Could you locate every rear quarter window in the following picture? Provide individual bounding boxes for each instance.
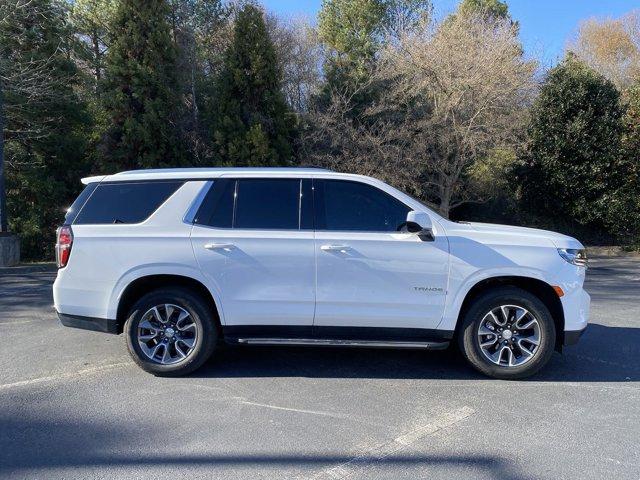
[73,181,183,225]
[64,183,98,225]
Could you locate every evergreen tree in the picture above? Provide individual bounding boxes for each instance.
[458,0,511,21]
[316,0,431,119]
[521,55,625,230]
[102,0,184,171]
[623,83,640,163]
[607,83,640,244]
[318,0,385,93]
[0,0,91,258]
[212,4,295,166]
[70,0,118,87]
[450,0,519,35]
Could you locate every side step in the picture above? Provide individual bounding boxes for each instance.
[233,338,450,350]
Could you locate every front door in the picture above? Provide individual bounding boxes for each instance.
[313,179,450,338]
[191,178,315,335]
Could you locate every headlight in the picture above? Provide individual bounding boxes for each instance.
[557,248,587,267]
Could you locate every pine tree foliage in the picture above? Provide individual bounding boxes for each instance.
[101,0,185,171]
[212,3,296,166]
[318,0,385,82]
[0,0,91,258]
[458,0,510,20]
[70,0,118,86]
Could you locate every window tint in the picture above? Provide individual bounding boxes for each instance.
[74,181,183,225]
[195,179,235,228]
[64,183,98,224]
[235,179,301,230]
[315,180,410,232]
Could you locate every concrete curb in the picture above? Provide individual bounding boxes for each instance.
[586,246,640,258]
[0,234,20,267]
[0,263,57,275]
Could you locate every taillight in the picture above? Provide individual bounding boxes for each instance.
[56,225,73,268]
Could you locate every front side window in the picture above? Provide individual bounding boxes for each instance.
[74,181,183,225]
[315,180,410,232]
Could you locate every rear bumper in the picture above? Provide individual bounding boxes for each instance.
[57,311,119,334]
[563,326,587,346]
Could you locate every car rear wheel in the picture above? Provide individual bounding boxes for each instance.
[458,287,556,380]
[124,287,217,376]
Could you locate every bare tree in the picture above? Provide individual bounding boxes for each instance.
[168,0,233,164]
[568,10,640,90]
[267,14,323,113]
[304,12,536,217]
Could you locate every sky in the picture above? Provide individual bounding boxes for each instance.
[260,0,639,66]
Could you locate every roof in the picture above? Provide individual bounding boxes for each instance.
[81,167,333,184]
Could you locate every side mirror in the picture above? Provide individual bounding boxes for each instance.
[405,211,434,241]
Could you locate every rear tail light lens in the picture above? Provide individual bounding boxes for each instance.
[56,225,73,268]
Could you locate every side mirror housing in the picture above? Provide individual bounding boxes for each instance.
[405,211,434,241]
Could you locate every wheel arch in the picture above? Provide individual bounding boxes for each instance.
[454,276,565,349]
[115,274,222,335]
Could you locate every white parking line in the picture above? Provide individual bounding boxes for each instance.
[240,400,351,419]
[307,406,475,479]
[0,361,130,391]
[0,319,42,326]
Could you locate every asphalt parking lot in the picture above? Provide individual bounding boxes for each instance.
[1,255,639,480]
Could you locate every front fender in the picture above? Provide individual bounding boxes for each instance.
[437,266,552,332]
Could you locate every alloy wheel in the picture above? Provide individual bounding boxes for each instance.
[137,304,198,365]
[476,304,541,367]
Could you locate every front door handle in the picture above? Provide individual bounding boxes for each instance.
[204,242,234,250]
[320,244,351,252]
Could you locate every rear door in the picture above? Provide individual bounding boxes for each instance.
[191,178,315,335]
[313,179,449,336]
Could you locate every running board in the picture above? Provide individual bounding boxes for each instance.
[232,338,450,350]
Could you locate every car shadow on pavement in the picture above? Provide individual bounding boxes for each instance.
[0,410,527,480]
[191,324,639,383]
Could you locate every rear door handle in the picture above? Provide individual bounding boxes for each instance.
[320,244,350,252]
[204,242,234,250]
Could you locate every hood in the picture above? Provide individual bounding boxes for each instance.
[460,222,584,249]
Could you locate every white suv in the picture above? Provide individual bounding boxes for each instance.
[53,168,590,379]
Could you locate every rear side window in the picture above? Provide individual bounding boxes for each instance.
[207,180,236,228]
[235,179,300,229]
[315,180,410,232]
[64,183,98,224]
[73,181,183,225]
[195,178,308,230]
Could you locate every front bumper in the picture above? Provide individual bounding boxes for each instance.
[560,287,590,331]
[57,311,119,334]
[563,326,587,345]
[555,284,590,347]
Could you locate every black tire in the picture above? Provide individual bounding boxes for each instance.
[124,287,218,376]
[458,286,556,380]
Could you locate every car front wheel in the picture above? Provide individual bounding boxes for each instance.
[458,286,556,380]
